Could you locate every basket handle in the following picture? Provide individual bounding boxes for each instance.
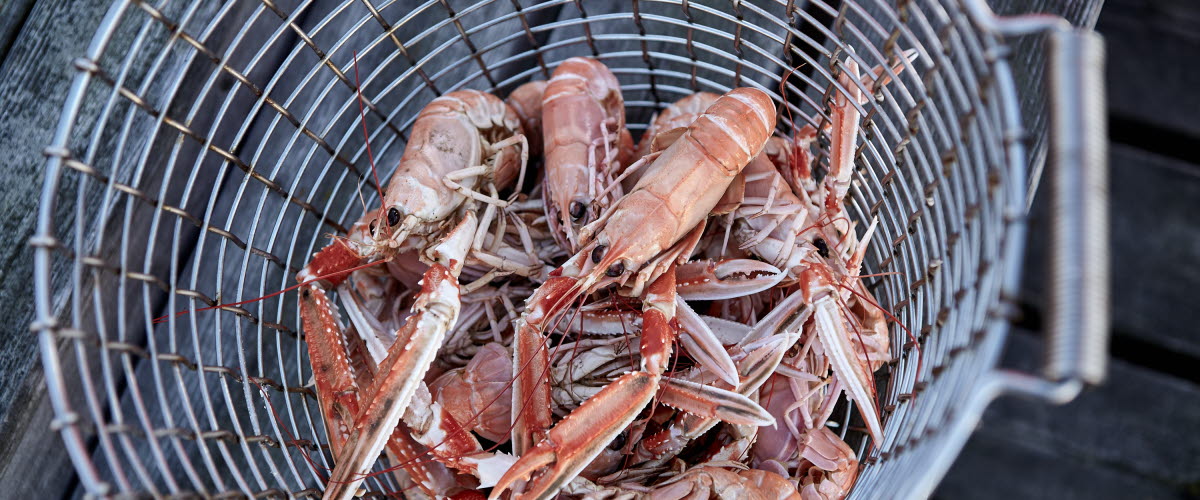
[962,2,1109,401]
[1041,29,1108,389]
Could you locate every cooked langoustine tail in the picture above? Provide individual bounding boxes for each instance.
[506,80,548,159]
[428,342,515,444]
[797,427,860,500]
[626,91,721,190]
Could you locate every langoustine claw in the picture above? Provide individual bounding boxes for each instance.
[798,428,860,500]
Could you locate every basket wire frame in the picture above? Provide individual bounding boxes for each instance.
[32,0,1031,497]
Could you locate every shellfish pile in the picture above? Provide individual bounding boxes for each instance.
[289,53,918,499]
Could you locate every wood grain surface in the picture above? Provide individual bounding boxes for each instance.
[991,331,1200,489]
[938,328,1200,499]
[0,1,125,497]
[1103,0,1200,138]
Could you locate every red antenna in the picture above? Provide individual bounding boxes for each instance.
[353,50,390,228]
[152,258,387,324]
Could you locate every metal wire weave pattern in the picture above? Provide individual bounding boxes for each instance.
[33,0,1030,497]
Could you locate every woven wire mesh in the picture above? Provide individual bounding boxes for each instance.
[33,0,1030,497]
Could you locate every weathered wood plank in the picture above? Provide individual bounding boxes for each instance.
[0,0,131,497]
[939,328,1200,498]
[1021,143,1200,359]
[0,367,79,499]
[937,430,1185,499]
[0,0,35,62]
[1099,0,1200,138]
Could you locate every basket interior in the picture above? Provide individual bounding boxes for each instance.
[36,0,1026,497]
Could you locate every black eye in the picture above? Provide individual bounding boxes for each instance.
[369,219,377,235]
[387,207,402,226]
[591,245,607,264]
[605,261,625,277]
[611,430,627,450]
[302,288,311,299]
[814,238,830,259]
[569,201,586,221]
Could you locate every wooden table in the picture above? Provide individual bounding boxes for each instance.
[3,0,1197,498]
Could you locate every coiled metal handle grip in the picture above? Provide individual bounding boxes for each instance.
[1045,29,1108,385]
[962,0,1110,399]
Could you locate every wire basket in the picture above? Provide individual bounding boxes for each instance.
[32,0,1108,497]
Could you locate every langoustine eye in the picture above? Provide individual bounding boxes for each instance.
[591,245,607,264]
[813,237,830,259]
[569,201,587,221]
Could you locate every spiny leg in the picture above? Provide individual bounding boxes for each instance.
[509,276,569,455]
[323,215,478,500]
[300,283,460,498]
[298,283,361,457]
[800,264,884,444]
